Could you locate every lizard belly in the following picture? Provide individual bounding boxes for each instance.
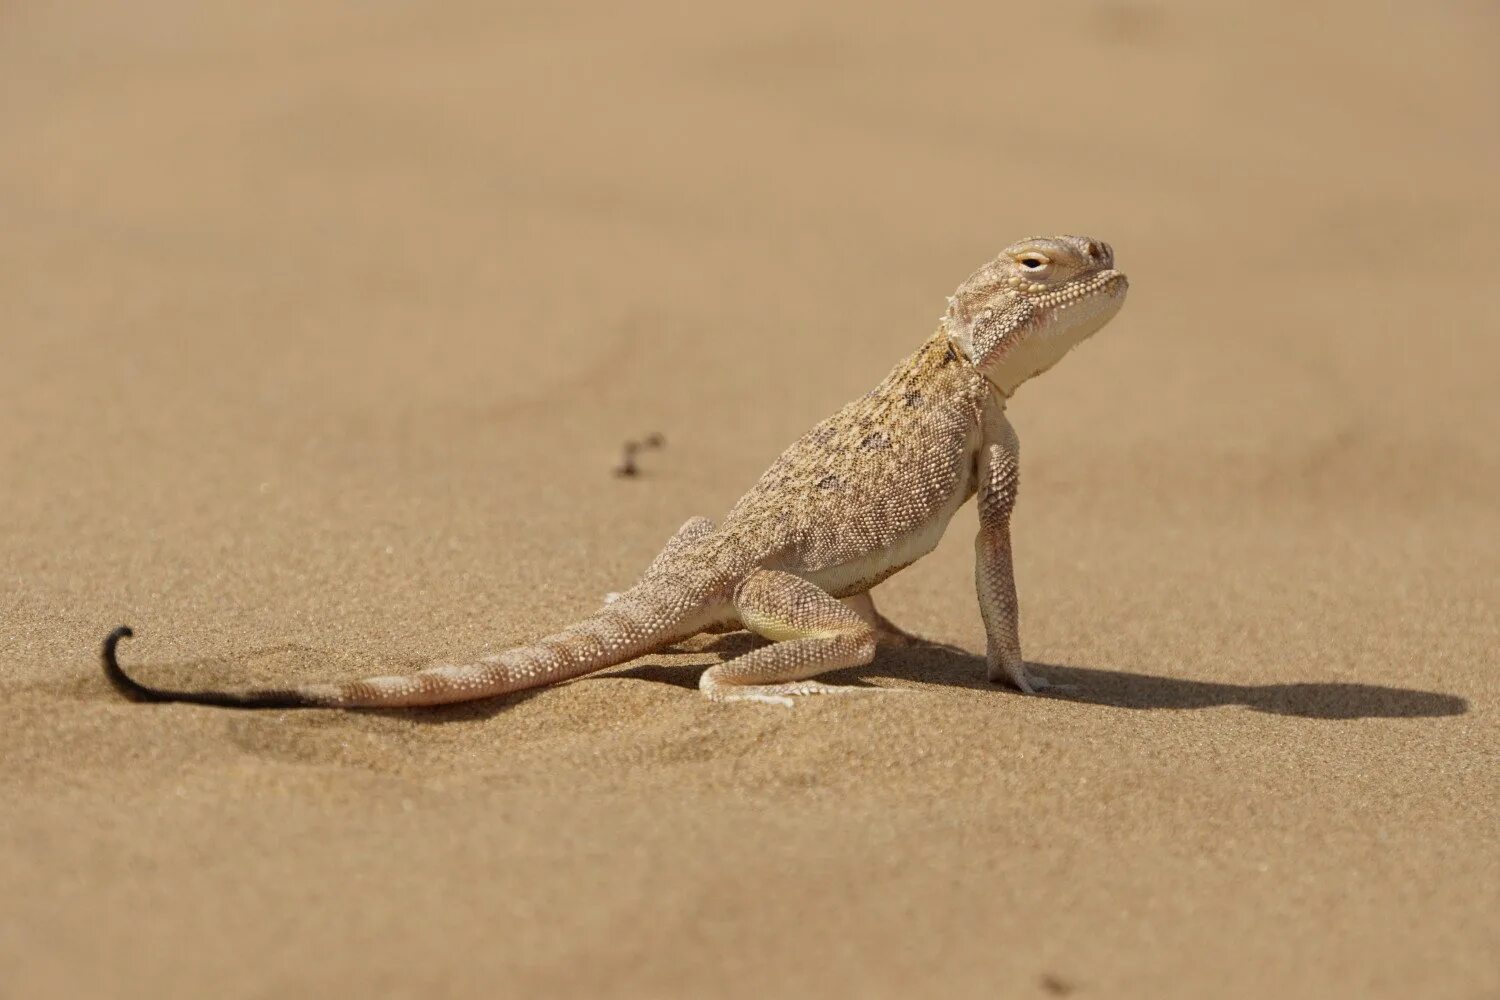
[802,486,971,598]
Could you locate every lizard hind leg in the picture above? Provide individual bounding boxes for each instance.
[700,570,878,706]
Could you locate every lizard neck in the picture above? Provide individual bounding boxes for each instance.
[904,329,983,392]
[941,326,1013,406]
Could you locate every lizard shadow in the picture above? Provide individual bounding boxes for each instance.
[102,637,1466,724]
[613,632,1469,720]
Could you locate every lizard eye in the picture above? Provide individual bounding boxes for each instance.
[1018,254,1050,270]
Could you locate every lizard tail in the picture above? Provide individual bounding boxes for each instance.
[101,591,690,709]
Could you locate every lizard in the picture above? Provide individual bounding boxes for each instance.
[101,234,1128,708]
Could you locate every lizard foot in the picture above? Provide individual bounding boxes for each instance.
[988,660,1071,694]
[702,678,892,707]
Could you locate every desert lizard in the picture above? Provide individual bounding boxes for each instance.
[103,235,1128,707]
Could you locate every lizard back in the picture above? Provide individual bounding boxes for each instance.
[720,332,992,592]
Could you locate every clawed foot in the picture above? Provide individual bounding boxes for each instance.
[702,678,906,707]
[1024,674,1076,694]
[988,660,1072,695]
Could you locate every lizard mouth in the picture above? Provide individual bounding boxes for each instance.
[1087,268,1128,295]
[1031,268,1128,314]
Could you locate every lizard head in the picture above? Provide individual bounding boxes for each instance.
[943,235,1128,396]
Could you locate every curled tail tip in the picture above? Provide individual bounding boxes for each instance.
[97,624,318,709]
[101,623,158,702]
[102,624,134,664]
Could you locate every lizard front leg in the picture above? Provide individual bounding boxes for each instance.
[975,443,1048,693]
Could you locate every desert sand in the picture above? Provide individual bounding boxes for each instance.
[2,1,1496,996]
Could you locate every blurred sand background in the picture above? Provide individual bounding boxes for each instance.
[2,1,1497,996]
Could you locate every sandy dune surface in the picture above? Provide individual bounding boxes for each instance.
[2,1,1496,996]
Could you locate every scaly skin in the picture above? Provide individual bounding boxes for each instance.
[102,235,1128,708]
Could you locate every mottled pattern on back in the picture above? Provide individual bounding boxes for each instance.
[722,332,990,574]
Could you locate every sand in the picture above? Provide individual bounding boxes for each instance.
[2,1,1496,996]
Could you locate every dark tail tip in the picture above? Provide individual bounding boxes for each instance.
[101,624,167,702]
[99,624,319,709]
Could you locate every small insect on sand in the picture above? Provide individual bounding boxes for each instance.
[614,432,666,477]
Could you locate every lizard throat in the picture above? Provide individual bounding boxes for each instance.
[951,274,1127,396]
